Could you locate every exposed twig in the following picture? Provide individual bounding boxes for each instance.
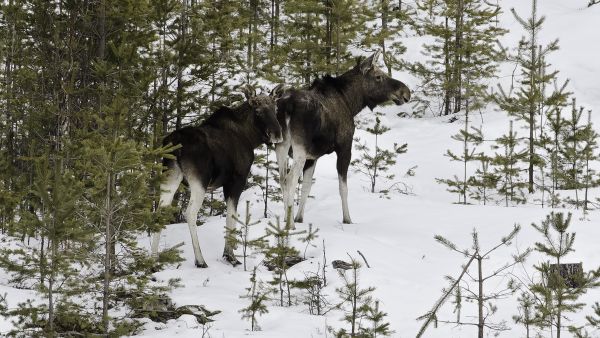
[357,250,371,268]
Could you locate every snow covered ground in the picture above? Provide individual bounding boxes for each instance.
[2,0,600,337]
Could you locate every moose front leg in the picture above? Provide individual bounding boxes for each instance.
[336,147,352,224]
[295,159,317,223]
[223,179,244,266]
[283,146,306,229]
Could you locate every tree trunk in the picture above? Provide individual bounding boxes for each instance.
[103,173,112,334]
[381,0,392,76]
[453,0,464,114]
[477,255,484,338]
[443,17,451,116]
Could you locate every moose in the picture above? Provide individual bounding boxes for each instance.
[276,50,411,227]
[151,85,284,268]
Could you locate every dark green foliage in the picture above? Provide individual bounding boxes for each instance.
[492,121,529,206]
[529,212,600,337]
[410,0,505,116]
[329,259,393,337]
[468,154,499,205]
[494,0,570,194]
[263,215,305,307]
[436,114,483,204]
[239,266,270,331]
[513,292,540,338]
[352,115,407,194]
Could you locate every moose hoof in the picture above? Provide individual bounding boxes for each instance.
[294,216,303,223]
[223,253,241,267]
[195,261,208,268]
[342,218,352,224]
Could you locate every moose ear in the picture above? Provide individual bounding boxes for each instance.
[241,85,256,101]
[270,83,286,99]
[359,50,382,74]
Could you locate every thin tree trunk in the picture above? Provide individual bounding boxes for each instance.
[453,0,463,114]
[477,255,484,338]
[443,17,451,116]
[103,173,112,334]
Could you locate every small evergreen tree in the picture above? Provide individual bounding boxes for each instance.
[513,292,541,338]
[436,112,483,204]
[352,115,407,194]
[468,153,499,205]
[239,266,269,331]
[578,109,598,212]
[329,258,393,337]
[433,226,529,338]
[529,212,600,338]
[410,0,505,116]
[494,0,565,193]
[492,121,529,206]
[263,215,305,307]
[232,201,268,271]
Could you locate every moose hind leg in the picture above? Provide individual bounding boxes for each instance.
[186,176,208,268]
[151,163,183,257]
[295,159,317,223]
[336,148,352,224]
[275,140,291,188]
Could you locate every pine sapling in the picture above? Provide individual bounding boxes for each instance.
[329,258,393,337]
[513,292,539,338]
[239,266,269,331]
[469,153,499,205]
[493,121,529,206]
[431,225,530,338]
[352,115,407,194]
[299,223,319,259]
[231,201,268,271]
[436,111,483,204]
[263,216,305,307]
[529,212,600,338]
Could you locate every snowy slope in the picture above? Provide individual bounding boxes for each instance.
[2,0,600,337]
[138,2,600,337]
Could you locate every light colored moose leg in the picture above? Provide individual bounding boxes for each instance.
[283,147,306,229]
[186,177,208,268]
[275,139,291,186]
[223,198,241,266]
[151,166,183,256]
[339,174,352,224]
[294,159,317,223]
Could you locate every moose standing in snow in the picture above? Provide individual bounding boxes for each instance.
[275,50,411,227]
[151,85,284,268]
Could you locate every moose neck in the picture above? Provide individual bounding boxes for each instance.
[335,70,371,117]
[233,102,265,149]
